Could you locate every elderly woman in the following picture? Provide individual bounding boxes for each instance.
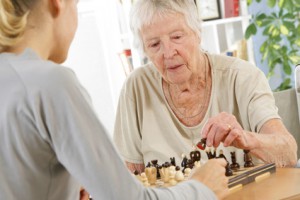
[114,0,298,173]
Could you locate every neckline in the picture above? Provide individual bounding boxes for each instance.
[159,52,215,129]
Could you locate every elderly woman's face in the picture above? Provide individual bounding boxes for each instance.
[141,12,201,84]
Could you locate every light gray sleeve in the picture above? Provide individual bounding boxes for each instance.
[37,67,216,200]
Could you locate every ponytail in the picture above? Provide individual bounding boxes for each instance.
[0,0,30,52]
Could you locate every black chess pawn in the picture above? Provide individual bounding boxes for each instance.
[151,159,161,178]
[230,151,240,170]
[170,157,176,166]
[243,150,254,168]
[186,159,194,169]
[217,150,227,162]
[146,162,151,168]
[133,170,139,175]
[225,162,233,176]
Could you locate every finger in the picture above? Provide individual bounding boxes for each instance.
[213,123,232,147]
[215,157,228,167]
[206,124,217,147]
[223,129,239,147]
[201,119,211,138]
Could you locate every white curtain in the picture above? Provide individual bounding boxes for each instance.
[64,0,126,136]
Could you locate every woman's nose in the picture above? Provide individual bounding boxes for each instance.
[162,42,177,59]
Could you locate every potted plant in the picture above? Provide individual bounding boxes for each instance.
[245,0,300,91]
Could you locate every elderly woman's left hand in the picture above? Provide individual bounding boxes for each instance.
[201,112,256,150]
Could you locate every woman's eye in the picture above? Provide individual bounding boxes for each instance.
[173,35,182,39]
[150,42,159,48]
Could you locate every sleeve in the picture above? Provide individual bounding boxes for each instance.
[33,67,217,200]
[234,61,280,132]
[113,81,144,164]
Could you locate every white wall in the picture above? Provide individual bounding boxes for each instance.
[64,0,126,136]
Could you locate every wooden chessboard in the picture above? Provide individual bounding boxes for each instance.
[137,163,276,189]
[228,163,276,188]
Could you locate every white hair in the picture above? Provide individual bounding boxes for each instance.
[130,0,202,56]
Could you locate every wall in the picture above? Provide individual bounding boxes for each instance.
[64,0,126,136]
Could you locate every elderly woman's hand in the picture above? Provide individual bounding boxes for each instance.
[201,112,257,150]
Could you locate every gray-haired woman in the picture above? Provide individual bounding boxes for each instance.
[114,0,297,174]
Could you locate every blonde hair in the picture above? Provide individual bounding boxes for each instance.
[0,0,35,52]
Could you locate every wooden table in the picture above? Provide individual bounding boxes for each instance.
[225,168,300,200]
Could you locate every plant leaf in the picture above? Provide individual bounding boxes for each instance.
[280,25,289,35]
[283,61,292,75]
[267,0,276,7]
[245,23,257,39]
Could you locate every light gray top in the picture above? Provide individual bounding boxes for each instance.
[0,49,216,200]
[114,53,279,166]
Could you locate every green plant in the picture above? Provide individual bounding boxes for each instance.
[245,0,300,91]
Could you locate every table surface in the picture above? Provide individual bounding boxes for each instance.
[224,168,300,200]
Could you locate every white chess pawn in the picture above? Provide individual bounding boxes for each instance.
[184,168,192,178]
[159,166,170,183]
[175,168,184,182]
[145,167,157,185]
[168,166,177,186]
[140,172,150,187]
[194,161,201,168]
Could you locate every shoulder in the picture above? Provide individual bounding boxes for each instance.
[121,63,160,93]
[207,53,263,77]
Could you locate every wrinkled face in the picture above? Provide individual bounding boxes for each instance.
[51,0,79,63]
[141,12,201,84]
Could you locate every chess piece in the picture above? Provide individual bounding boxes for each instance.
[175,166,184,182]
[225,162,233,176]
[186,159,194,169]
[159,164,170,183]
[145,167,157,185]
[244,150,254,168]
[151,159,161,178]
[181,154,188,172]
[218,150,227,161]
[184,168,192,178]
[168,166,177,186]
[230,151,240,170]
[190,149,201,164]
[206,148,216,159]
[140,172,150,186]
[196,138,206,150]
[170,157,176,166]
[194,161,201,168]
[146,162,151,168]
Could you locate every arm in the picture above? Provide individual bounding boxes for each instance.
[126,161,145,174]
[202,113,297,167]
[45,68,221,200]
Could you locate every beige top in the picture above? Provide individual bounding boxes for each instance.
[114,53,279,167]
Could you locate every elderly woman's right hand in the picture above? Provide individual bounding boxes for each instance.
[189,158,229,200]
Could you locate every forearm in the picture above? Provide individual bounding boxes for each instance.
[126,161,145,174]
[249,131,297,167]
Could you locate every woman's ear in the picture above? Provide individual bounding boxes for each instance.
[49,0,62,17]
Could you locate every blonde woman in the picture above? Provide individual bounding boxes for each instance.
[0,0,229,199]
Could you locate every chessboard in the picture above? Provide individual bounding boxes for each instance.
[228,163,276,188]
[133,144,276,189]
[134,162,276,189]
